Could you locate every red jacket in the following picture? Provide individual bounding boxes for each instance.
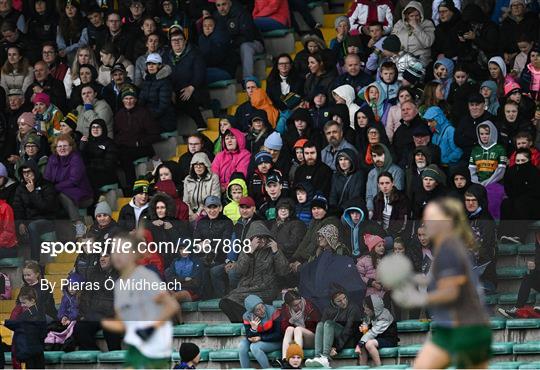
[0,200,17,248]
[280,298,320,334]
[253,0,291,27]
[509,147,540,168]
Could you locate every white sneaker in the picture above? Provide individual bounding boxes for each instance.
[305,356,328,368]
[313,355,330,368]
[534,306,540,313]
[500,236,521,244]
[497,307,518,318]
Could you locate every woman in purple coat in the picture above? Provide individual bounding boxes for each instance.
[44,134,93,238]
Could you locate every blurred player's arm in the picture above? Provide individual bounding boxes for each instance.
[152,291,180,329]
[101,313,126,333]
[426,275,467,306]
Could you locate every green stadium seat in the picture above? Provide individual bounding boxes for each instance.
[497,267,528,279]
[398,344,422,357]
[334,348,357,359]
[374,365,408,369]
[262,28,294,37]
[207,79,236,89]
[204,323,243,336]
[181,301,199,312]
[4,352,11,364]
[490,317,507,330]
[506,319,540,329]
[513,341,540,354]
[45,351,65,365]
[0,257,23,268]
[379,347,399,358]
[273,300,284,308]
[160,130,178,139]
[519,362,540,369]
[518,244,536,255]
[133,157,148,166]
[249,350,281,360]
[209,349,239,361]
[304,349,315,358]
[61,350,100,364]
[307,1,323,8]
[397,320,430,332]
[173,323,208,337]
[99,183,119,192]
[98,350,126,363]
[492,342,515,355]
[489,361,524,369]
[172,349,210,362]
[498,293,536,305]
[41,231,57,242]
[486,295,500,305]
[498,244,518,255]
[198,299,221,311]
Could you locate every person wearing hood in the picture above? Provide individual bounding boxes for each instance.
[411,163,448,219]
[358,81,389,124]
[392,101,427,168]
[487,56,507,98]
[154,179,190,221]
[118,178,150,232]
[309,86,333,131]
[269,198,306,262]
[234,77,261,132]
[447,65,479,123]
[411,123,442,166]
[500,148,540,244]
[0,175,17,258]
[238,294,282,368]
[405,146,432,202]
[138,53,176,133]
[12,160,57,261]
[464,183,497,292]
[498,98,535,153]
[423,106,463,165]
[479,80,500,115]
[75,83,114,138]
[248,151,283,208]
[283,108,325,157]
[223,176,248,223]
[366,143,405,213]
[294,181,314,225]
[309,223,351,263]
[329,148,365,209]
[304,284,362,368]
[211,128,251,191]
[447,164,471,201]
[322,120,358,172]
[340,197,381,259]
[79,118,119,197]
[259,171,288,221]
[57,272,83,327]
[391,1,435,65]
[332,84,361,128]
[433,57,454,100]
[294,34,328,77]
[266,54,305,111]
[356,233,388,298]
[500,0,539,61]
[355,109,392,174]
[163,26,208,130]
[507,131,540,168]
[356,295,399,367]
[329,105,357,145]
[246,110,272,154]
[330,54,373,95]
[373,171,410,239]
[250,88,280,129]
[294,141,333,197]
[220,222,289,322]
[432,0,468,60]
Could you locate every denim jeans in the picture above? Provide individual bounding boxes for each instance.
[27,219,55,261]
[254,17,288,32]
[206,68,232,84]
[314,321,344,357]
[240,41,264,78]
[210,263,240,298]
[239,338,281,368]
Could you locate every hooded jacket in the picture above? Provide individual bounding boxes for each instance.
[283,108,325,155]
[340,198,368,257]
[447,164,471,201]
[503,160,540,201]
[75,98,114,139]
[118,198,149,231]
[155,179,190,221]
[432,9,467,59]
[213,0,263,47]
[193,212,233,266]
[479,80,500,115]
[411,164,448,218]
[242,294,282,341]
[139,64,177,133]
[211,128,251,189]
[245,109,272,154]
[320,285,363,352]
[391,1,435,64]
[0,199,17,248]
[454,110,496,161]
[373,185,410,237]
[223,177,248,223]
[165,254,204,298]
[360,295,398,345]
[332,85,360,129]
[183,152,221,218]
[251,89,279,128]
[113,104,161,148]
[358,81,389,124]
[392,113,427,168]
[269,198,306,260]
[292,214,340,263]
[433,58,454,99]
[57,273,83,321]
[469,120,507,185]
[500,11,539,54]
[405,146,433,201]
[423,106,463,165]
[330,149,366,209]
[366,144,405,211]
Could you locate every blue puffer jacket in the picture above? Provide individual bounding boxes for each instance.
[423,106,463,165]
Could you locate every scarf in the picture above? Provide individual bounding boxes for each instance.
[288,298,306,327]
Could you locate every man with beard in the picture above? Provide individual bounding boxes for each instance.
[366,143,404,215]
[405,146,432,201]
[411,123,441,165]
[294,141,333,197]
[321,120,357,171]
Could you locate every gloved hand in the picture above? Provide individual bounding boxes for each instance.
[135,326,156,341]
[391,283,428,309]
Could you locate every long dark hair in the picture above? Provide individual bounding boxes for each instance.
[59,1,84,44]
[268,53,295,84]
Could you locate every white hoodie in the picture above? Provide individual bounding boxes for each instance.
[332,84,361,129]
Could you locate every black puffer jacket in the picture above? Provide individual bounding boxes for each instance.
[78,264,119,321]
[193,213,233,266]
[432,11,468,59]
[80,119,119,192]
[329,148,366,209]
[138,65,177,133]
[269,198,307,260]
[164,45,208,104]
[447,164,472,201]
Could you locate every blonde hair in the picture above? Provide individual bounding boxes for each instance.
[70,46,98,80]
[432,197,477,251]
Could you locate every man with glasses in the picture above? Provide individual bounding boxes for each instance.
[105,12,134,61]
[25,60,67,113]
[213,0,264,78]
[178,133,214,179]
[41,42,68,82]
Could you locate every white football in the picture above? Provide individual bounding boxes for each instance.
[377,254,414,289]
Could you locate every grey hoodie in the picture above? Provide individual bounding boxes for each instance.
[360,295,396,342]
[366,144,405,211]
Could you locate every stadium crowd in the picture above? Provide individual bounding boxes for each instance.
[0,0,538,367]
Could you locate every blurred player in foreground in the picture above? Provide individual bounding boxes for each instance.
[101,235,179,369]
[379,198,492,369]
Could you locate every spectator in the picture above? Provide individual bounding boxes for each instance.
[32,92,63,143]
[329,149,365,209]
[304,53,337,99]
[220,221,289,322]
[262,131,292,176]
[118,179,150,232]
[239,294,282,368]
[86,198,121,244]
[512,35,533,76]
[56,0,88,63]
[498,101,533,153]
[405,146,432,201]
[12,161,56,261]
[101,63,130,115]
[447,164,471,201]
[332,85,361,129]
[212,128,251,191]
[183,152,222,221]
[294,34,327,76]
[84,5,107,54]
[26,0,58,48]
[432,0,467,60]
[310,223,350,261]
[309,87,332,131]
[266,54,305,110]
[356,295,399,367]
[252,0,290,32]
[134,33,162,87]
[213,0,264,79]
[283,109,324,158]
[223,176,248,223]
[392,101,427,167]
[248,151,276,207]
[366,143,405,213]
[37,47,68,108]
[330,54,373,96]
[68,63,102,110]
[519,42,540,100]
[500,0,539,59]
[0,45,33,93]
[391,1,435,65]
[447,64,478,121]
[259,171,286,221]
[294,142,333,196]
[103,12,134,61]
[165,249,204,312]
[479,80,499,115]
[97,42,134,86]
[372,172,410,239]
[411,164,447,219]
[304,285,362,368]
[0,1,25,34]
[321,120,357,171]
[0,182,17,258]
[508,132,540,168]
[44,134,93,237]
[75,83,114,138]
[270,198,306,261]
[423,106,463,165]
[504,81,536,122]
[198,16,237,83]
[9,113,48,169]
[57,272,82,327]
[293,181,314,225]
[79,118,119,196]
[433,58,455,100]
[356,233,387,298]
[154,179,190,222]
[164,26,208,131]
[175,343,202,369]
[348,0,393,35]
[113,85,161,191]
[234,77,260,132]
[178,133,215,180]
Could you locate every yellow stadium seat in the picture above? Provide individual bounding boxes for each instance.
[112,210,120,222]
[261,80,267,90]
[236,92,248,105]
[321,28,335,46]
[55,253,77,264]
[295,41,303,52]
[117,197,131,211]
[0,300,17,313]
[45,262,74,275]
[228,104,238,115]
[176,144,188,157]
[208,118,220,131]
[203,130,220,142]
[1,326,12,345]
[324,14,340,28]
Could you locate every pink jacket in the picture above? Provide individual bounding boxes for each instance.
[385,104,402,143]
[356,255,386,298]
[211,128,251,189]
[253,0,291,27]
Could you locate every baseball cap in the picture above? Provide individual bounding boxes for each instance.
[146,53,162,64]
[239,196,255,208]
[111,63,126,74]
[468,92,484,104]
[265,172,282,186]
[204,195,221,207]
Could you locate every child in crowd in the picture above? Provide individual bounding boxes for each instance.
[20,260,57,322]
[393,237,406,254]
[309,88,332,130]
[283,342,304,369]
[433,58,454,99]
[223,176,248,223]
[508,132,540,168]
[356,234,387,298]
[480,80,500,115]
[214,116,234,154]
[294,182,313,225]
[57,272,82,327]
[174,342,201,369]
[377,62,400,102]
[359,82,389,124]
